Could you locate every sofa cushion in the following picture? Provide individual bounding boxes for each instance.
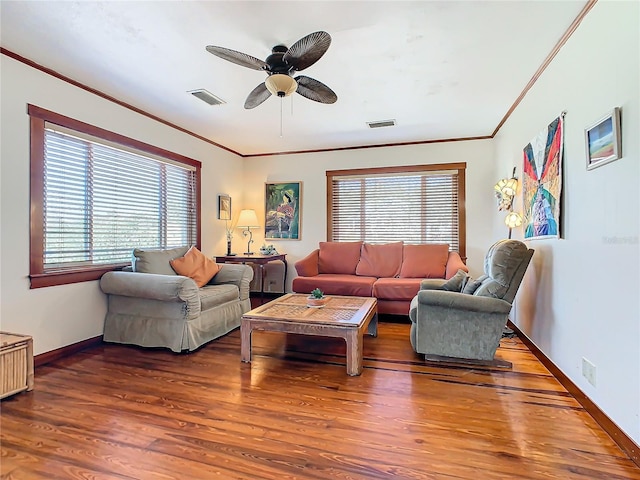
[318,242,363,275]
[292,273,376,297]
[132,245,190,275]
[199,284,239,310]
[399,244,449,278]
[355,242,403,278]
[170,246,221,287]
[373,277,423,301]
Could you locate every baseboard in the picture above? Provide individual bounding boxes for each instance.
[507,320,640,468]
[34,335,103,367]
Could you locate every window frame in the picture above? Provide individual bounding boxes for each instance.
[326,163,466,259]
[28,104,202,288]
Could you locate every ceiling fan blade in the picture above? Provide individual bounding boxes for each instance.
[283,31,331,72]
[244,83,271,109]
[294,76,337,104]
[206,45,267,71]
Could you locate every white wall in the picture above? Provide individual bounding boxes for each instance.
[493,1,639,444]
[243,140,497,289]
[0,56,244,355]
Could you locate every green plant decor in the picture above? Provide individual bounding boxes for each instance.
[310,288,324,299]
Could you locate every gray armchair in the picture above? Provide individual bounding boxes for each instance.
[409,239,534,365]
[100,246,253,352]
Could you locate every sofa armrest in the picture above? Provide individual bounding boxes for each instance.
[209,264,253,301]
[100,271,200,313]
[294,249,319,277]
[417,289,512,315]
[445,251,468,279]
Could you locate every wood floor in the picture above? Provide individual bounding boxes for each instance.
[2,321,639,480]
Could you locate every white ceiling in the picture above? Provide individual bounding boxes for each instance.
[1,1,588,156]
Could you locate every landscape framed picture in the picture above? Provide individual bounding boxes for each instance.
[265,182,301,240]
[218,194,231,220]
[585,107,622,171]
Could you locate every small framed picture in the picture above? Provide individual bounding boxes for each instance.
[585,107,622,170]
[218,194,231,220]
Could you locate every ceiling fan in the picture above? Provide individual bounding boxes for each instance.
[206,31,338,109]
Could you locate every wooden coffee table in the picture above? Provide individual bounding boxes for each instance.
[241,293,378,376]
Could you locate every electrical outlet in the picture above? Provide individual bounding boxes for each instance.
[582,357,597,387]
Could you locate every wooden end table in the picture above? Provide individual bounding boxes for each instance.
[215,253,287,299]
[241,293,378,376]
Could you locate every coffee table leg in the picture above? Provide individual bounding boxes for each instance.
[345,330,363,376]
[241,320,252,363]
[367,313,378,337]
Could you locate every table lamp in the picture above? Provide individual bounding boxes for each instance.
[236,209,260,255]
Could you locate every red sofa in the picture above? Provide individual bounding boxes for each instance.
[292,241,468,315]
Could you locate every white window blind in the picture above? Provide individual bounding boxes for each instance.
[43,128,197,270]
[330,170,461,251]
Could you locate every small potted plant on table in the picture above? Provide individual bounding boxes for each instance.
[307,288,328,308]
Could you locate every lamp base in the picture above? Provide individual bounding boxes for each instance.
[243,230,255,258]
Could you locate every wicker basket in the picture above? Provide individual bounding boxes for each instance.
[0,332,34,399]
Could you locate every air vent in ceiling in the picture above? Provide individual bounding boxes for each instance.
[188,89,226,106]
[366,119,396,129]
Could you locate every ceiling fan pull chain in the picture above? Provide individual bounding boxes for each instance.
[280,96,284,138]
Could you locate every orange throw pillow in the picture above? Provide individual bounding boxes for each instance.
[170,246,220,287]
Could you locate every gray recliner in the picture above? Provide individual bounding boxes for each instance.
[409,239,534,364]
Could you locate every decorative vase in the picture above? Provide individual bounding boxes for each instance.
[226,240,232,256]
[307,296,328,308]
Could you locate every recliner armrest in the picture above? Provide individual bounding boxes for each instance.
[420,279,447,291]
[417,289,512,315]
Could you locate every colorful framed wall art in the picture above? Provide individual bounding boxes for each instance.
[522,115,564,240]
[265,182,302,240]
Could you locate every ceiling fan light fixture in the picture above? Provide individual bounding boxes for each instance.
[265,74,297,97]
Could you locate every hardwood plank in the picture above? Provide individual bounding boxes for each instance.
[2,323,639,479]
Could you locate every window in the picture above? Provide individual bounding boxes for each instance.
[327,163,466,256]
[29,105,201,288]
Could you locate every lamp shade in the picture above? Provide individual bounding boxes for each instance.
[237,209,260,228]
[495,177,518,197]
[505,211,523,228]
[265,74,298,97]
